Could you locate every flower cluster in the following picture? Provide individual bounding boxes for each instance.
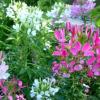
[52,21,100,78]
[46,1,95,28]
[46,2,71,25]
[30,77,59,100]
[6,1,43,36]
[71,0,96,18]
[0,78,26,100]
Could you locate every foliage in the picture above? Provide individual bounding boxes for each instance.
[90,6,100,27]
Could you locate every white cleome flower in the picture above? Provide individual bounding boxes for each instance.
[45,91,50,97]
[12,23,21,32]
[67,18,84,26]
[6,1,43,36]
[30,77,60,99]
[31,30,37,36]
[49,87,59,95]
[83,84,90,88]
[6,7,15,19]
[33,79,39,88]
[36,94,42,100]
[44,41,51,50]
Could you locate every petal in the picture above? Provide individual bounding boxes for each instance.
[74,42,81,51]
[70,47,79,56]
[94,71,100,76]
[66,21,71,31]
[96,49,100,56]
[8,95,13,100]
[61,49,68,57]
[84,51,94,56]
[82,43,91,52]
[86,56,96,65]
[97,56,100,63]
[87,70,94,77]
[54,29,66,43]
[52,51,61,56]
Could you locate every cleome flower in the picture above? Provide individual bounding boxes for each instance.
[30,77,59,100]
[6,1,43,36]
[70,42,94,56]
[0,62,10,80]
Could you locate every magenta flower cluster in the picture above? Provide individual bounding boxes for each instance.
[52,22,100,78]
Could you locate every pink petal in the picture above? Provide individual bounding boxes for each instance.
[61,49,68,57]
[87,70,94,77]
[92,63,100,73]
[95,37,100,47]
[54,29,66,43]
[97,56,100,63]
[66,21,71,31]
[70,48,79,56]
[96,49,100,56]
[87,26,94,39]
[86,57,96,65]
[70,42,81,56]
[71,25,78,37]
[52,51,61,56]
[82,43,91,52]
[74,42,81,51]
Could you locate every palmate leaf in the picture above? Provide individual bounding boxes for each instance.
[90,6,100,27]
[96,19,100,27]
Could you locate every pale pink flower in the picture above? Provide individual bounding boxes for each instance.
[74,64,83,71]
[16,94,25,100]
[8,95,13,100]
[2,86,8,94]
[62,73,70,78]
[68,61,76,73]
[0,62,10,80]
[52,61,60,74]
[92,63,100,76]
